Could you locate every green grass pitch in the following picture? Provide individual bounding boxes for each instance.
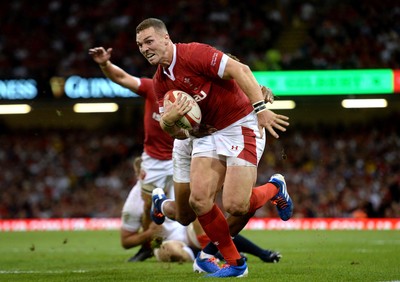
[0,230,399,281]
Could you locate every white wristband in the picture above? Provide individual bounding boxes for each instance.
[253,100,267,114]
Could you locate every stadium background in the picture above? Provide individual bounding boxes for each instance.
[0,0,399,222]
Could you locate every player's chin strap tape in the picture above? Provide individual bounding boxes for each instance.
[253,100,267,114]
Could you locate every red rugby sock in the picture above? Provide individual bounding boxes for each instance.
[248,183,279,214]
[197,204,241,265]
[196,234,211,249]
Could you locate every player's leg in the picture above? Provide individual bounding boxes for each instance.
[223,174,292,236]
[198,163,254,276]
[188,216,281,267]
[141,151,174,226]
[151,139,196,226]
[199,172,291,263]
[189,155,225,216]
[121,182,153,262]
[141,190,153,230]
[153,181,196,226]
[222,165,256,216]
[213,234,282,263]
[251,174,293,221]
[191,118,255,272]
[193,114,261,277]
[190,153,247,274]
[189,219,210,249]
[172,181,196,225]
[171,139,196,225]
[223,112,293,221]
[230,235,282,263]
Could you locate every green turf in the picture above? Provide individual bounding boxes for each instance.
[0,230,399,281]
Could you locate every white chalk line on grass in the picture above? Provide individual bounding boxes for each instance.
[0,270,87,274]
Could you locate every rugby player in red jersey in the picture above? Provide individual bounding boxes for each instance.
[136,18,293,278]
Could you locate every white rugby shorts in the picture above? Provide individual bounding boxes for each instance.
[140,151,173,194]
[121,182,179,233]
[172,138,193,183]
[192,112,265,166]
[121,182,143,232]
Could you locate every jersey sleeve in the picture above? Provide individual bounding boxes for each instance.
[137,78,154,98]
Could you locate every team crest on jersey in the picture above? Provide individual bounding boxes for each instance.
[182,77,208,102]
[183,77,193,87]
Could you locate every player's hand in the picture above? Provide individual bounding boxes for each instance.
[162,92,191,124]
[88,47,113,65]
[189,123,217,138]
[257,109,289,139]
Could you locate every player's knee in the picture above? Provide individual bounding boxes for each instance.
[120,239,131,249]
[175,205,196,226]
[189,195,211,215]
[176,213,196,226]
[224,201,249,216]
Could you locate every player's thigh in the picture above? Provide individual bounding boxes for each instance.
[222,165,257,215]
[190,156,225,210]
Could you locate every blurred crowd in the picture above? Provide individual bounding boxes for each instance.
[1,114,399,219]
[1,0,399,82]
[275,0,400,70]
[0,127,143,219]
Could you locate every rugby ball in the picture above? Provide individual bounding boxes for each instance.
[163,90,202,130]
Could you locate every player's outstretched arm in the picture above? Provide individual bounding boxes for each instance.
[88,47,140,92]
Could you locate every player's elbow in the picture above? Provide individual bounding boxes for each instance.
[240,64,253,77]
[120,229,138,249]
[121,239,132,249]
[224,58,251,80]
[121,238,141,250]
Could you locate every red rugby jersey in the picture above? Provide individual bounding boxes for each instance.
[153,43,253,130]
[137,78,173,160]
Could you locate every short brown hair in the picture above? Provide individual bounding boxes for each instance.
[136,18,168,34]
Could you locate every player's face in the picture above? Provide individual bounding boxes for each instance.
[136,27,168,66]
